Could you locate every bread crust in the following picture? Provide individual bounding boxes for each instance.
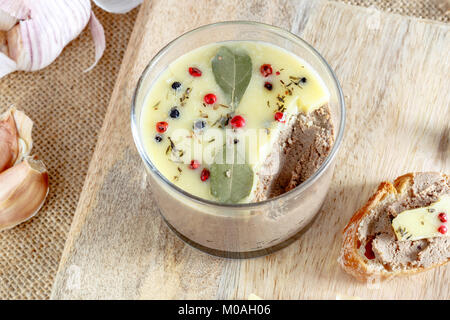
[339,172,449,282]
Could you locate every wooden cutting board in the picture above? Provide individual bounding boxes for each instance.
[51,0,450,299]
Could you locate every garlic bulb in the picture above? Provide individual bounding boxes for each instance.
[0,158,49,231]
[0,0,105,78]
[0,107,33,172]
[93,0,143,14]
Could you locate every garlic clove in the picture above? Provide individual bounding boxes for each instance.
[0,158,49,231]
[93,0,143,14]
[0,107,33,172]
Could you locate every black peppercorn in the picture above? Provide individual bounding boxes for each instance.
[193,120,206,130]
[264,82,273,90]
[154,135,163,142]
[171,81,181,90]
[300,77,307,84]
[169,107,180,119]
[233,138,239,144]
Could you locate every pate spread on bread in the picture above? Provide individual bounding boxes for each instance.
[339,172,449,281]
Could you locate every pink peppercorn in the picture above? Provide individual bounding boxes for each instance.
[230,115,246,128]
[438,225,447,234]
[188,67,202,77]
[189,160,200,170]
[274,112,285,123]
[200,168,210,181]
[204,93,217,104]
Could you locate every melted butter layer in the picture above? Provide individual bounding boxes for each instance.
[141,41,330,201]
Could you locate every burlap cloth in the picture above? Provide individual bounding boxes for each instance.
[0,0,447,300]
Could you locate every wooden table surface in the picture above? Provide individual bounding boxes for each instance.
[51,0,449,299]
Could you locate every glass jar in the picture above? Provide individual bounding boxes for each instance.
[131,21,345,258]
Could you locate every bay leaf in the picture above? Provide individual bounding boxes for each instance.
[210,145,254,203]
[212,46,252,109]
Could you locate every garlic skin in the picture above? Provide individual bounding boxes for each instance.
[85,12,106,73]
[0,30,7,54]
[0,110,18,172]
[93,0,143,14]
[0,107,33,172]
[0,0,29,31]
[0,47,16,78]
[12,108,33,162]
[0,9,16,31]
[0,158,49,231]
[0,0,105,78]
[0,0,29,23]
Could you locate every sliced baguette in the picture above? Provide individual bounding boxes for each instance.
[339,172,450,282]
